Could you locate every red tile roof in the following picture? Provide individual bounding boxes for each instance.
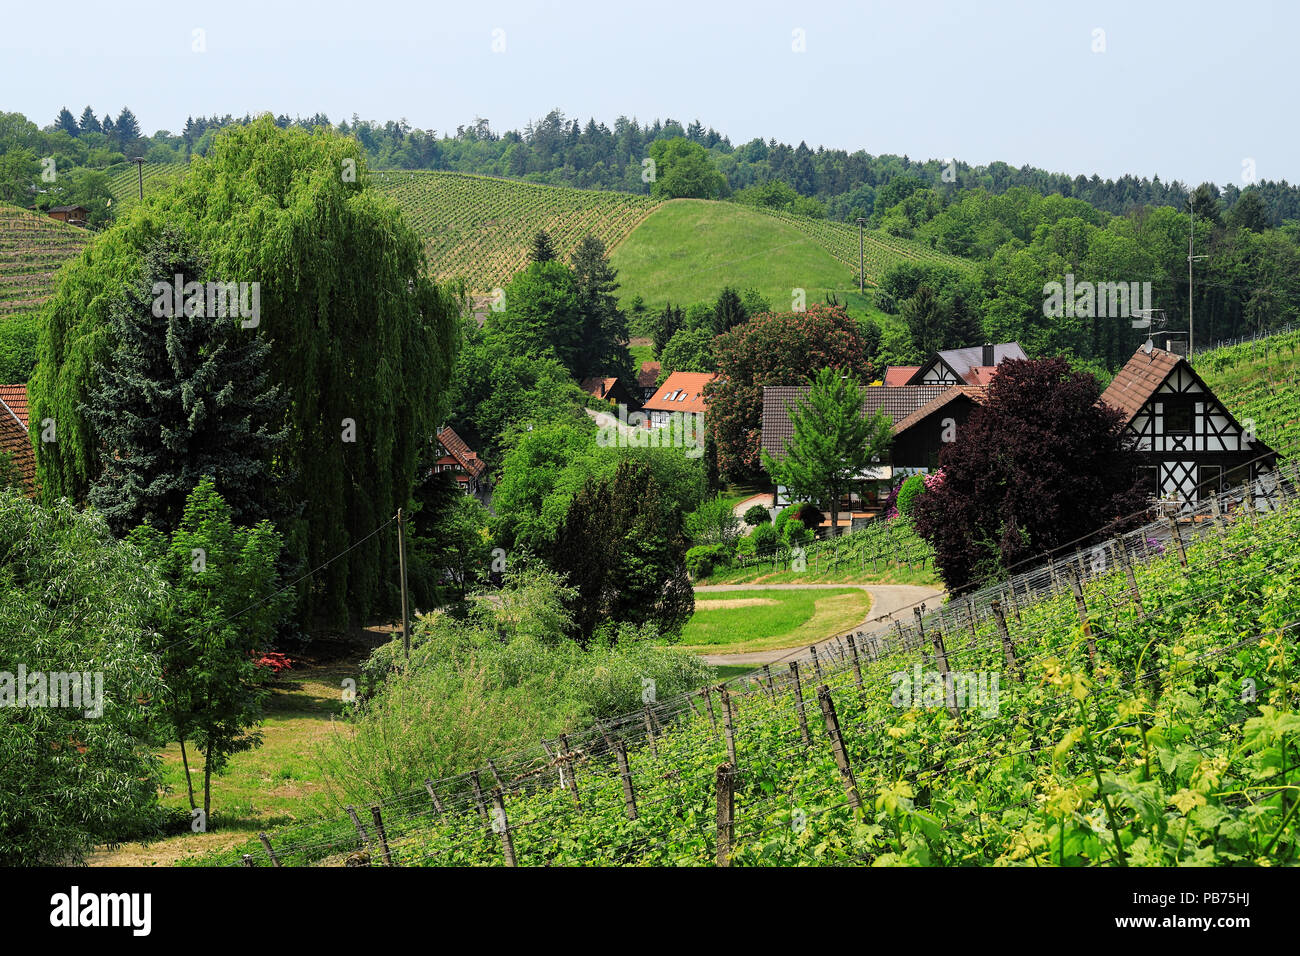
[0,409,35,495]
[580,377,620,400]
[636,361,661,389]
[882,366,919,387]
[963,366,998,386]
[0,384,29,427]
[436,426,487,479]
[1098,347,1183,423]
[643,372,716,415]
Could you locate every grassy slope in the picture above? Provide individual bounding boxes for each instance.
[610,199,974,312]
[677,587,872,654]
[609,199,861,311]
[1195,329,1300,456]
[0,203,89,320]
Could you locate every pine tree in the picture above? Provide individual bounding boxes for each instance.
[113,107,141,141]
[652,303,683,357]
[712,286,747,335]
[77,106,101,134]
[56,108,79,137]
[569,235,631,381]
[84,229,288,535]
[529,230,557,263]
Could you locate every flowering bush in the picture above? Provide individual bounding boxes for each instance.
[253,651,294,675]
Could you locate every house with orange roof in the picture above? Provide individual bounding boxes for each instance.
[641,371,715,429]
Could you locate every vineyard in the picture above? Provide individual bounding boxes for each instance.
[750,206,975,283]
[0,203,89,321]
[203,455,1300,867]
[103,161,187,212]
[372,171,662,291]
[706,515,936,586]
[1196,329,1300,456]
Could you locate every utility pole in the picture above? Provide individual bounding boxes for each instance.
[397,508,411,661]
[1186,196,1209,359]
[855,218,867,293]
[1188,199,1194,359]
[133,156,145,202]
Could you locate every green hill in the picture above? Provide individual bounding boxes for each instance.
[0,203,89,321]
[609,199,973,312]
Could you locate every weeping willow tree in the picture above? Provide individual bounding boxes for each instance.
[30,117,461,624]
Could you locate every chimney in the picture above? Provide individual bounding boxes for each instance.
[982,343,995,367]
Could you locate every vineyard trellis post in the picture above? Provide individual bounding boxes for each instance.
[614,739,638,821]
[369,805,393,866]
[789,661,812,747]
[491,788,516,867]
[816,685,861,810]
[715,763,735,867]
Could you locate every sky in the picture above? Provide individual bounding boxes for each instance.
[4,0,1296,188]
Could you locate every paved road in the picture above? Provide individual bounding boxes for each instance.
[696,583,945,666]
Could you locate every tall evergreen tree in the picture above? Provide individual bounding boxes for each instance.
[651,302,684,357]
[55,108,79,137]
[529,230,557,263]
[551,458,693,644]
[569,235,631,381]
[712,286,747,335]
[113,107,141,142]
[77,106,101,134]
[83,229,288,535]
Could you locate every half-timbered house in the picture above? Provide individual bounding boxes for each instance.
[1100,344,1279,508]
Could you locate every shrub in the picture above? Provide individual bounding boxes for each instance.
[751,522,779,553]
[317,572,711,806]
[685,542,731,579]
[685,494,742,547]
[895,474,927,516]
[735,535,757,557]
[743,503,771,526]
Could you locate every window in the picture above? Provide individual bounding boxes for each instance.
[1163,402,1192,434]
[1137,465,1160,496]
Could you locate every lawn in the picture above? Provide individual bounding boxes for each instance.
[677,587,872,654]
[87,630,384,866]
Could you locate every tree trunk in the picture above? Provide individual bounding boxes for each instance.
[203,752,212,826]
[179,738,197,810]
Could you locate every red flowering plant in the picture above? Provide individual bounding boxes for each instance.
[252,651,294,676]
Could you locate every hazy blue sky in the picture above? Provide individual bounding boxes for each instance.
[5,0,1295,187]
